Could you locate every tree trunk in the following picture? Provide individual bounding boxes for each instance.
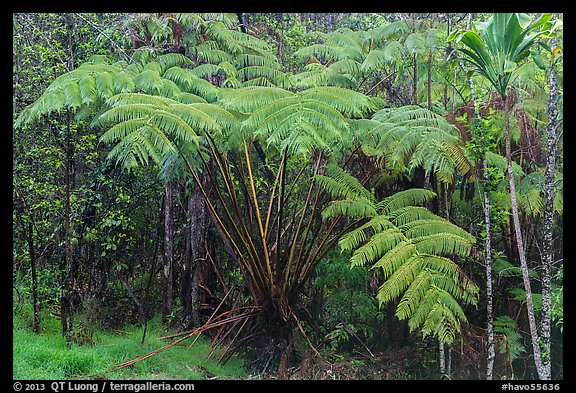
[27,218,40,334]
[161,182,174,324]
[504,97,546,379]
[181,188,192,319]
[439,341,446,377]
[482,153,496,380]
[62,109,75,348]
[427,50,432,110]
[540,40,559,381]
[188,173,211,327]
[462,45,495,379]
[412,13,418,105]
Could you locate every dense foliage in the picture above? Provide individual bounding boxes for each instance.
[13,12,562,380]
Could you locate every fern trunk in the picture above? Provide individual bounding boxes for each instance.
[504,98,546,379]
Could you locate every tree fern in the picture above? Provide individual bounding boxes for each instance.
[218,86,295,114]
[352,105,474,186]
[162,67,219,102]
[318,166,478,344]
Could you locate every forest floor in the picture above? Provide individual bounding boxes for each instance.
[13,309,247,380]
[14,307,427,380]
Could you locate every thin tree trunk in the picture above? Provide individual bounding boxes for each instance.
[412,13,418,105]
[461,36,495,378]
[62,109,75,348]
[161,182,174,324]
[483,154,496,380]
[181,191,192,318]
[427,50,432,110]
[540,39,559,381]
[439,341,446,377]
[28,218,40,334]
[504,98,545,379]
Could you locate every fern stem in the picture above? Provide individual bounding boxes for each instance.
[243,139,275,289]
[283,152,323,292]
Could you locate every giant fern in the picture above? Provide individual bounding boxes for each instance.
[319,165,478,344]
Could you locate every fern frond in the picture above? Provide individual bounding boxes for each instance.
[234,53,282,69]
[163,67,219,102]
[100,118,148,144]
[149,110,201,147]
[361,49,388,72]
[190,63,223,79]
[350,228,406,267]
[98,104,160,124]
[156,53,193,73]
[197,48,231,64]
[321,198,378,221]
[430,272,479,306]
[412,232,473,257]
[396,268,432,320]
[113,71,136,94]
[218,86,295,114]
[388,206,438,226]
[185,103,241,133]
[299,87,376,118]
[371,240,418,277]
[134,69,164,94]
[166,104,221,134]
[420,301,459,344]
[105,93,173,108]
[328,58,363,77]
[294,44,347,62]
[79,75,98,106]
[63,81,82,109]
[238,65,287,84]
[315,163,374,202]
[400,219,476,243]
[106,124,176,170]
[381,40,405,63]
[377,254,421,304]
[376,188,437,214]
[338,216,393,252]
[175,92,208,104]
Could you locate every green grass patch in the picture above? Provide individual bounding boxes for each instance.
[13,308,247,380]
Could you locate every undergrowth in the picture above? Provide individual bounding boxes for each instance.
[13,305,247,380]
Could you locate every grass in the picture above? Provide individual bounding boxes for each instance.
[13,306,248,380]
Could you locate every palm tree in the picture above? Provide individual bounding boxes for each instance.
[450,12,552,380]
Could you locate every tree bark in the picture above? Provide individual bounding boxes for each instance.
[161,182,174,324]
[28,218,41,334]
[62,109,76,348]
[412,14,418,106]
[188,173,211,327]
[540,40,559,381]
[427,50,432,110]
